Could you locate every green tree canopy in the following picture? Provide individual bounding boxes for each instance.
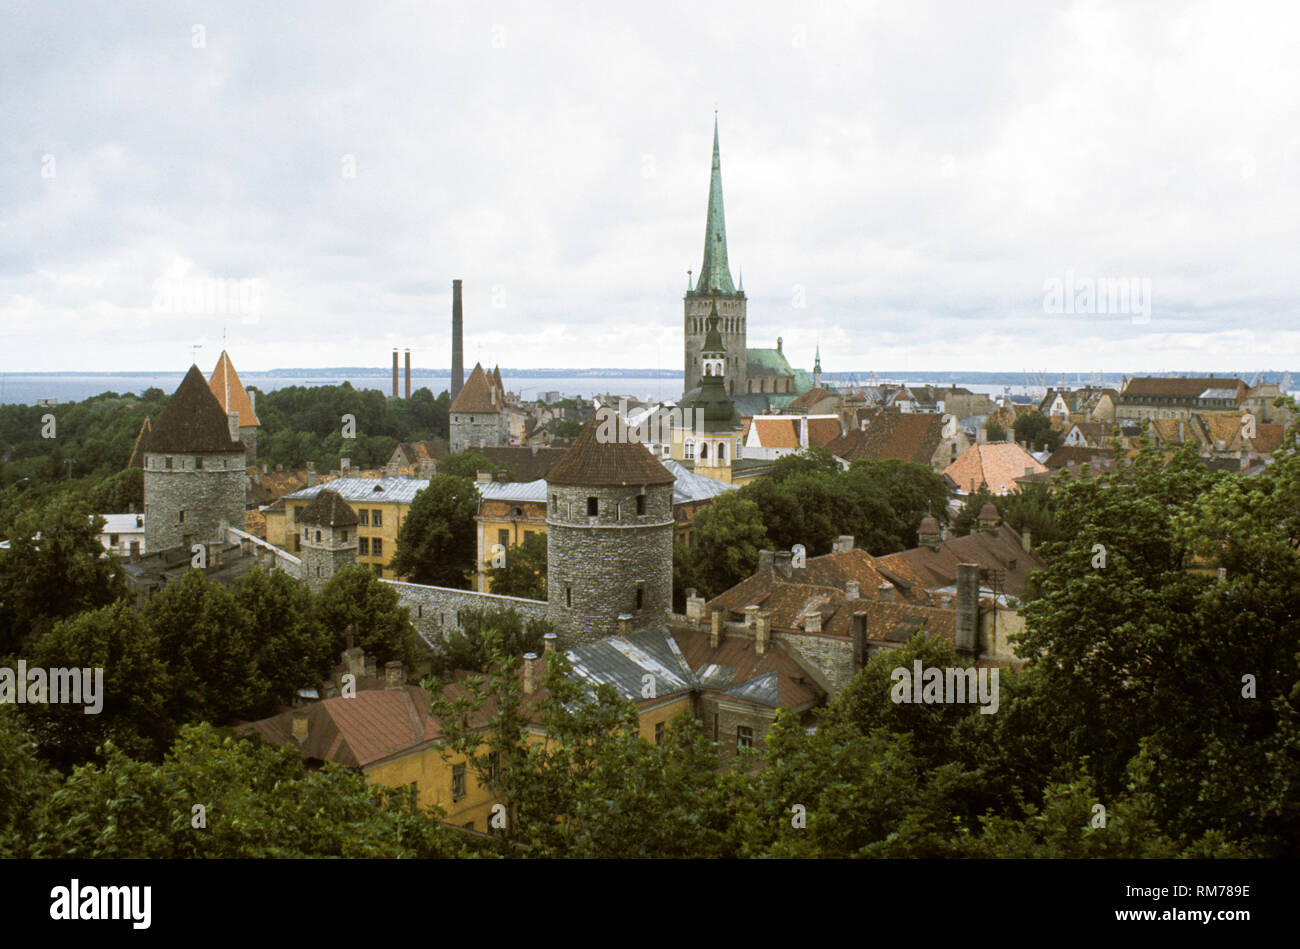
[391,473,478,588]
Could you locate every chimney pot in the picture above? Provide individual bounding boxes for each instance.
[618,613,633,637]
[758,549,774,571]
[523,652,539,694]
[744,605,759,628]
[755,610,771,655]
[804,610,822,634]
[385,660,404,689]
[543,632,558,654]
[710,607,723,648]
[845,579,860,600]
[774,550,793,578]
[877,582,894,603]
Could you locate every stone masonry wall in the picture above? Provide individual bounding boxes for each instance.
[383,579,547,647]
[144,450,246,552]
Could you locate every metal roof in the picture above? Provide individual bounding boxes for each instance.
[1199,388,1239,400]
[284,477,428,504]
[97,513,145,533]
[662,460,735,504]
[723,671,781,707]
[479,478,548,503]
[564,629,696,703]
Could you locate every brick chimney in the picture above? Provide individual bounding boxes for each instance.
[774,550,793,578]
[307,461,317,487]
[497,471,507,483]
[710,608,723,648]
[523,652,539,694]
[851,610,869,669]
[877,582,894,603]
[744,605,759,628]
[845,579,860,600]
[618,613,633,637]
[384,660,404,689]
[805,610,822,634]
[404,349,411,399]
[955,563,980,656]
[758,549,774,571]
[755,611,771,655]
[392,349,399,398]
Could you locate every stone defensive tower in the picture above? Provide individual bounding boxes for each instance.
[298,488,359,593]
[545,419,677,647]
[142,364,247,553]
[684,116,747,397]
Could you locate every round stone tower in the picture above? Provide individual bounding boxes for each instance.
[142,364,247,553]
[299,488,359,593]
[545,419,677,647]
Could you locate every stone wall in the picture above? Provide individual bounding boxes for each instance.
[683,293,747,395]
[450,412,507,453]
[382,579,547,647]
[144,450,246,552]
[774,630,857,695]
[546,481,674,647]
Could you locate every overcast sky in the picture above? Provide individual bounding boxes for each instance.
[2,0,1297,376]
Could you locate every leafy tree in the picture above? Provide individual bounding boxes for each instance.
[390,473,478,587]
[314,564,423,671]
[844,458,950,551]
[439,452,512,482]
[554,418,582,438]
[671,537,704,612]
[0,495,127,654]
[426,606,551,678]
[485,530,547,600]
[0,708,57,857]
[997,479,1062,546]
[986,420,1006,442]
[687,491,767,598]
[87,465,143,512]
[1013,410,1061,452]
[23,601,173,767]
[951,484,994,536]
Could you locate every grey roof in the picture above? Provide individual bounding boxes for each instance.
[1199,388,1240,400]
[284,477,428,504]
[478,478,548,503]
[563,629,696,703]
[723,671,781,707]
[662,460,735,504]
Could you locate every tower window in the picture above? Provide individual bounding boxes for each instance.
[587,497,598,516]
[165,457,173,470]
[636,494,646,516]
[566,583,572,607]
[315,530,321,542]
[196,457,203,470]
[635,587,644,610]
[178,510,185,523]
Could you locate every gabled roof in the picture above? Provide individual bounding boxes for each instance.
[477,445,569,482]
[208,351,260,427]
[127,416,151,468]
[393,439,448,464]
[545,417,676,486]
[788,386,836,410]
[1120,376,1245,401]
[142,365,246,454]
[670,625,824,710]
[875,522,1045,597]
[805,416,844,448]
[943,443,1047,495]
[746,347,796,376]
[829,410,946,465]
[449,362,502,414]
[748,416,800,448]
[299,488,359,527]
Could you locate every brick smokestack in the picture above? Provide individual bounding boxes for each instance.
[955,563,980,656]
[404,349,411,399]
[451,279,464,400]
[392,349,399,398]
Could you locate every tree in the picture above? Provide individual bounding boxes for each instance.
[485,530,547,600]
[1013,411,1061,452]
[951,484,994,536]
[687,491,768,598]
[23,601,173,767]
[844,458,950,551]
[0,495,127,654]
[390,473,478,587]
[439,452,512,482]
[426,606,551,679]
[986,420,1006,442]
[229,567,334,716]
[0,708,58,857]
[314,564,423,671]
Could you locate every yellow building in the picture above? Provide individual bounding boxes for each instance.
[264,477,425,579]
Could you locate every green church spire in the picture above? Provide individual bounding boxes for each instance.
[694,115,736,296]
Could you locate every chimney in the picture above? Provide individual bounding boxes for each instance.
[404,349,411,399]
[685,589,706,623]
[291,709,308,744]
[262,462,268,474]
[744,605,759,628]
[362,654,377,680]
[955,563,980,656]
[228,411,240,443]
[497,471,507,483]
[206,541,222,569]
[385,661,405,689]
[451,279,464,400]
[758,549,775,571]
[774,550,793,578]
[1021,529,1032,554]
[851,610,869,669]
[618,613,633,637]
[340,457,351,477]
[710,608,723,648]
[543,632,558,654]
[523,652,539,694]
[755,611,771,655]
[877,582,894,603]
[392,349,399,398]
[307,461,317,487]
[805,610,822,634]
[845,579,860,600]
[832,535,854,553]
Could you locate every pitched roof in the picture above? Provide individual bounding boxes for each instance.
[943,443,1047,495]
[788,386,836,410]
[749,416,800,448]
[238,685,440,769]
[670,625,824,710]
[545,417,676,486]
[830,410,946,465]
[299,488,360,527]
[449,362,502,414]
[208,351,260,427]
[805,416,844,448]
[875,522,1044,597]
[127,416,151,468]
[1120,376,1245,401]
[142,365,246,454]
[477,445,569,482]
[393,439,449,464]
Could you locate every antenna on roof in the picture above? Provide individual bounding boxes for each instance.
[191,342,202,365]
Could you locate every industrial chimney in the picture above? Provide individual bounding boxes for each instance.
[404,349,411,399]
[392,349,399,398]
[451,279,464,400]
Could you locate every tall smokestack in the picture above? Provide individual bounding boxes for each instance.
[404,349,411,399]
[392,349,399,398]
[451,279,464,400]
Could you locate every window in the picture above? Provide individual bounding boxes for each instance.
[523,530,534,541]
[341,530,348,542]
[684,440,695,460]
[635,587,643,610]
[373,563,383,576]
[358,537,370,555]
[452,764,467,801]
[165,457,173,469]
[566,584,572,607]
[587,497,598,516]
[315,530,321,543]
[294,536,301,553]
[655,722,664,745]
[372,510,382,527]
[358,509,369,526]
[636,494,646,516]
[195,457,203,470]
[178,510,185,523]
[371,538,382,557]
[109,534,119,545]
[737,726,754,749]
[498,529,509,548]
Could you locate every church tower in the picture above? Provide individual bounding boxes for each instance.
[684,117,747,397]
[674,299,743,483]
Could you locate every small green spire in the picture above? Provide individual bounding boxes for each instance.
[693,115,736,296]
[815,344,821,372]
[702,298,725,354]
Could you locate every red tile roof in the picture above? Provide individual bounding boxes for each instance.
[943,443,1047,494]
[208,350,260,427]
[449,363,502,414]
